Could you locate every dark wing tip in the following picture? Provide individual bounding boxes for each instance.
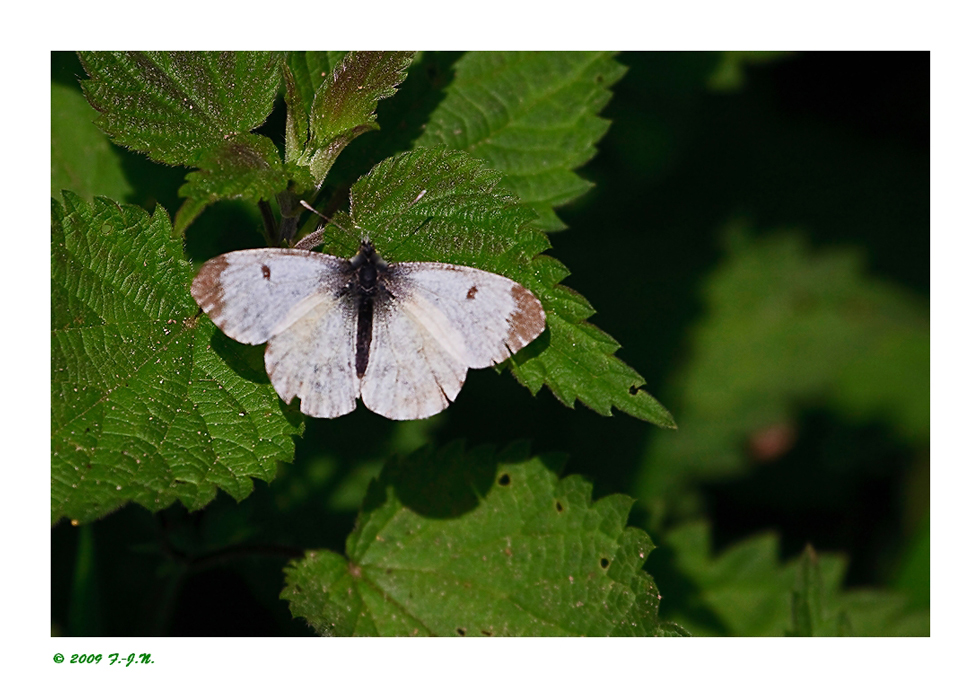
[506,284,547,352]
[190,254,230,321]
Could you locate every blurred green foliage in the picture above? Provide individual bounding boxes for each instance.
[636,226,928,524]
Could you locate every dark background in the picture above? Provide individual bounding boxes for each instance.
[51,52,928,636]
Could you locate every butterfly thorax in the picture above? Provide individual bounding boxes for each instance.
[348,240,389,296]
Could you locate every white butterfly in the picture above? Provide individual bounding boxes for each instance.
[191,239,546,420]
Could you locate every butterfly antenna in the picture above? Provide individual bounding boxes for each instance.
[296,200,353,252]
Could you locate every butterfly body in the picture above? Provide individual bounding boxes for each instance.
[191,242,546,420]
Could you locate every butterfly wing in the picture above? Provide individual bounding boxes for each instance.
[264,295,359,418]
[191,248,360,418]
[359,262,546,420]
[191,248,351,344]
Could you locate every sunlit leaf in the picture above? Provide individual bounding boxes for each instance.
[415,52,626,230]
[282,442,686,636]
[51,192,303,524]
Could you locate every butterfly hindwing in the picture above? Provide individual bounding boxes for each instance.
[264,294,359,418]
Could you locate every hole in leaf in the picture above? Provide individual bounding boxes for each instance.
[481,629,493,636]
[456,627,466,636]
[629,385,639,395]
[600,558,610,569]
[498,474,510,486]
[556,501,564,512]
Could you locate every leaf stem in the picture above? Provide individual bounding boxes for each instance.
[276,189,301,244]
[258,199,277,246]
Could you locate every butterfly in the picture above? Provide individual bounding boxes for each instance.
[191,237,546,420]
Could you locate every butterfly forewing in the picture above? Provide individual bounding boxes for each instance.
[191,249,351,345]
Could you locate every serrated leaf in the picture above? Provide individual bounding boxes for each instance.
[51,81,132,202]
[301,51,415,185]
[322,147,673,426]
[78,51,289,234]
[509,293,676,427]
[326,146,542,264]
[78,51,282,167]
[51,192,303,525]
[659,522,928,636]
[414,52,626,231]
[281,443,683,636]
[283,51,348,163]
[321,52,464,189]
[175,135,307,236]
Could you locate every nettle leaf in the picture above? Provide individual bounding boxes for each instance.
[322,147,673,426]
[659,522,928,636]
[281,443,687,636]
[296,51,415,186]
[508,283,676,427]
[78,51,282,167]
[414,52,626,231]
[324,146,544,265]
[283,51,348,163]
[175,136,312,234]
[78,51,287,233]
[51,192,303,525]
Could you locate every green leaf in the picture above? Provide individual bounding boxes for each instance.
[51,81,132,202]
[78,51,288,233]
[321,52,464,190]
[786,545,850,636]
[283,51,348,163]
[658,522,928,636]
[78,51,282,167]
[323,147,673,426]
[508,286,676,427]
[281,442,686,636]
[299,51,415,186]
[175,136,310,236]
[51,192,303,525]
[414,52,626,231]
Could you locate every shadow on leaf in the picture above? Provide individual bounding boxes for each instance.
[361,441,552,520]
[209,329,269,385]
